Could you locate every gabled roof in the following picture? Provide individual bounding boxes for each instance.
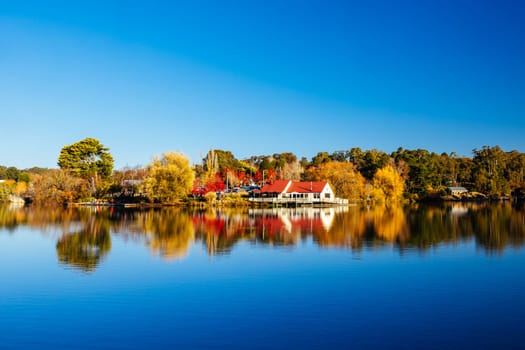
[258,180,291,193]
[286,181,328,194]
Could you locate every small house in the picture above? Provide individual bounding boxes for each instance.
[448,187,468,195]
[251,180,346,206]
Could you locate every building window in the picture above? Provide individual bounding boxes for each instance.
[325,193,331,199]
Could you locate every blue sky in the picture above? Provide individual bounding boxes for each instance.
[1,0,524,169]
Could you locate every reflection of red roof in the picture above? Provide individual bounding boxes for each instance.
[259,180,291,193]
[287,181,327,193]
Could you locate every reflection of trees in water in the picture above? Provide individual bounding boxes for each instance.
[470,204,525,253]
[403,203,525,253]
[314,208,366,249]
[1,203,525,267]
[314,206,408,250]
[194,210,253,256]
[0,205,83,233]
[404,205,464,249]
[0,205,27,231]
[249,209,312,246]
[369,206,408,244]
[193,208,325,256]
[56,216,111,272]
[137,209,194,261]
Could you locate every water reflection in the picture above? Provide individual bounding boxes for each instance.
[138,210,195,261]
[1,203,524,271]
[56,216,111,272]
[194,208,343,255]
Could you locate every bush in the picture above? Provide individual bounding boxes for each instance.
[205,192,217,205]
[0,180,15,202]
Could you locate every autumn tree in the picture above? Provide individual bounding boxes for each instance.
[144,152,195,203]
[279,160,303,181]
[58,138,114,196]
[203,149,219,181]
[271,152,302,181]
[28,169,91,205]
[306,161,365,203]
[371,165,405,205]
[0,180,15,202]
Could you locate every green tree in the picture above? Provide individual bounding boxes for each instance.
[457,157,474,188]
[505,151,525,189]
[203,149,243,173]
[5,167,20,181]
[472,146,509,195]
[391,148,443,196]
[58,138,114,195]
[311,152,331,167]
[360,149,390,180]
[144,152,195,203]
[329,150,349,162]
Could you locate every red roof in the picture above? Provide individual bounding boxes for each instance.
[258,180,291,193]
[258,180,329,194]
[286,181,327,193]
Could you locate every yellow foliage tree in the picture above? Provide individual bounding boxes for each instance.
[371,165,405,205]
[144,152,195,203]
[308,161,365,203]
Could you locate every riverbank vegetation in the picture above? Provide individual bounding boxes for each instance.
[1,138,524,206]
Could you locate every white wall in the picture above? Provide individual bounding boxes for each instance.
[321,183,334,199]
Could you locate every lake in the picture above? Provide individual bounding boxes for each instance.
[1,203,524,349]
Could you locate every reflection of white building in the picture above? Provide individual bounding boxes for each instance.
[320,208,336,231]
[249,207,343,232]
[250,180,348,206]
[450,204,469,216]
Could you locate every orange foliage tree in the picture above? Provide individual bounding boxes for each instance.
[307,161,366,203]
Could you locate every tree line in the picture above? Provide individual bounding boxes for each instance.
[1,138,524,205]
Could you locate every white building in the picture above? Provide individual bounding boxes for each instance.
[448,187,468,195]
[250,180,347,206]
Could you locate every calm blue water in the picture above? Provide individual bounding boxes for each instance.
[1,204,524,349]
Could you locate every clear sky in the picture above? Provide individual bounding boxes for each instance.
[1,0,524,169]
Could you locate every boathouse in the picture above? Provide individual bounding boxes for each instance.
[448,187,468,195]
[250,180,347,206]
